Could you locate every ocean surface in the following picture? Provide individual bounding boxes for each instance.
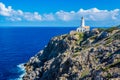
[0,27,78,80]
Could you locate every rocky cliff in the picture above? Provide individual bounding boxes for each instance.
[23,26,120,80]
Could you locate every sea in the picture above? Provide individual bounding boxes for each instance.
[0,27,79,80]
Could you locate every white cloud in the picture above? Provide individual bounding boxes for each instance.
[23,12,42,21]
[0,2,42,21]
[56,10,75,21]
[55,8,120,22]
[0,2,120,26]
[42,13,55,21]
[8,17,22,21]
[0,3,12,16]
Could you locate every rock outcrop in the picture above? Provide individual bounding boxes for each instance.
[23,26,120,80]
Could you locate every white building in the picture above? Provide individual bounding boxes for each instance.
[76,17,90,32]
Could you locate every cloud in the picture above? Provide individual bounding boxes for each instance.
[56,8,120,22]
[0,2,42,21]
[0,2,120,26]
[0,3,12,16]
[23,12,42,21]
[42,13,55,21]
[56,10,76,21]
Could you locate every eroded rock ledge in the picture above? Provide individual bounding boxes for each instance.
[23,26,120,80]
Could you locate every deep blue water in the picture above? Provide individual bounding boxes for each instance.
[0,27,77,80]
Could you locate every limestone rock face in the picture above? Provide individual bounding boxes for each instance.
[23,27,120,80]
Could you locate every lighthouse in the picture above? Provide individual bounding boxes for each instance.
[76,17,90,32]
[81,17,85,27]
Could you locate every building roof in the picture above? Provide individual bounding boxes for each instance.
[82,26,90,29]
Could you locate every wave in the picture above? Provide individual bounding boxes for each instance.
[9,63,26,80]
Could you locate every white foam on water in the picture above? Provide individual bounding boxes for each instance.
[9,63,26,80]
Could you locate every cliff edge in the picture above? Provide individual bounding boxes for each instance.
[23,26,120,80]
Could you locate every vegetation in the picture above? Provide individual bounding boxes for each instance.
[82,45,88,50]
[24,26,120,80]
[74,48,81,53]
[106,73,112,78]
[77,32,84,41]
[101,67,107,72]
[98,26,119,33]
[62,34,67,39]
[113,33,120,40]
[102,60,120,72]
[72,53,79,57]
[106,53,112,58]
[109,60,120,68]
[81,69,89,78]
[65,52,69,55]
[96,66,101,70]
[95,44,100,47]
[105,38,112,45]
[98,28,106,32]
[105,27,118,33]
[76,32,84,44]
[89,35,97,40]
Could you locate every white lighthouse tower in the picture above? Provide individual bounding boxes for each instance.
[81,17,85,27]
[76,17,90,32]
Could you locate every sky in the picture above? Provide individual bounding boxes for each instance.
[0,0,120,27]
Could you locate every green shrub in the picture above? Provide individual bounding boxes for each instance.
[90,36,97,40]
[106,73,112,78]
[101,67,109,72]
[74,48,80,53]
[98,28,106,32]
[95,44,99,47]
[78,32,84,40]
[105,39,112,45]
[76,32,84,44]
[113,33,120,40]
[105,27,118,33]
[109,60,120,68]
[81,69,89,78]
[72,53,79,57]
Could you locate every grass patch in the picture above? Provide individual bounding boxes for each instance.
[82,46,88,50]
[113,33,120,40]
[105,39,112,45]
[95,44,100,47]
[76,32,84,44]
[101,67,107,72]
[74,48,81,53]
[105,27,118,33]
[109,59,120,68]
[81,69,89,78]
[89,35,97,40]
[102,60,120,71]
[65,52,69,55]
[72,53,79,57]
[106,73,112,78]
[106,53,112,57]
[98,28,106,32]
